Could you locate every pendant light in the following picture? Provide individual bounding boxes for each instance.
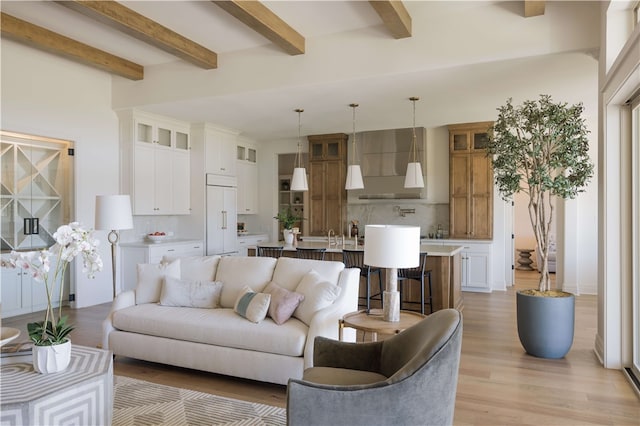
[404,96,425,188]
[290,108,308,191]
[345,103,364,190]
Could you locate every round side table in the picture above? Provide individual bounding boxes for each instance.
[517,248,535,271]
[339,309,425,342]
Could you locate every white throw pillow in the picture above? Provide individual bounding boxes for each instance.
[294,270,342,326]
[234,286,271,323]
[162,255,220,282]
[136,261,180,304]
[160,276,223,308]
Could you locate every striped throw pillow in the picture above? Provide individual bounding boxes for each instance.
[234,286,271,323]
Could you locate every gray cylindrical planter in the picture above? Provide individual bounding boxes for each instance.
[516,290,575,359]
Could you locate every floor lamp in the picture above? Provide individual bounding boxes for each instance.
[95,195,133,299]
[364,225,420,322]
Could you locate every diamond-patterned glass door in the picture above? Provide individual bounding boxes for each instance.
[0,131,73,252]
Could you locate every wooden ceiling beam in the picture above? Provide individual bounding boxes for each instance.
[524,1,545,17]
[211,0,304,55]
[1,12,143,80]
[56,0,217,69]
[368,1,412,39]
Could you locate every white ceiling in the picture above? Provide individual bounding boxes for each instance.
[1,1,601,141]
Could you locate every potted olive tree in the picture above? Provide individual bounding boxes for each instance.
[274,207,303,245]
[487,95,594,358]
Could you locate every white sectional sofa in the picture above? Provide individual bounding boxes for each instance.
[102,255,359,385]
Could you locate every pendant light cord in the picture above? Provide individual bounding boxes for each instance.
[295,108,304,168]
[350,103,358,166]
[410,97,419,163]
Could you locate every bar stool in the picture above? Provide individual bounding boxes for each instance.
[342,249,383,313]
[296,247,326,260]
[398,252,433,315]
[257,246,284,258]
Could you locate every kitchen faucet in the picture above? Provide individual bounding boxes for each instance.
[327,229,336,246]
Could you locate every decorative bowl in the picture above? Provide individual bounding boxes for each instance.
[147,234,167,243]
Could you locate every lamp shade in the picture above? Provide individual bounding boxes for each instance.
[290,167,309,191]
[95,195,133,231]
[404,162,424,188]
[364,225,420,268]
[345,165,364,190]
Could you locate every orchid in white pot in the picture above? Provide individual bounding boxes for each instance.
[6,222,102,372]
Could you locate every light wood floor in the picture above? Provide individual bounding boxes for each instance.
[3,271,639,424]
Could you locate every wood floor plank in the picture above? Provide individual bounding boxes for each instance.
[3,270,638,423]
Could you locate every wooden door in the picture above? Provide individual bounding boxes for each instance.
[449,154,470,239]
[470,153,493,239]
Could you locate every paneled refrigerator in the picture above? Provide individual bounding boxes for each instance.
[206,174,238,256]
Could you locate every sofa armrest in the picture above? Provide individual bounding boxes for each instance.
[303,267,360,369]
[313,336,383,372]
[101,290,136,350]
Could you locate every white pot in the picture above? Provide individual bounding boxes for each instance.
[32,340,72,374]
[283,229,295,246]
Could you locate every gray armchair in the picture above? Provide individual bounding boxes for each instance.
[287,309,463,426]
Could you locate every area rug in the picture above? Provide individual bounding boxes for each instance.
[113,376,286,426]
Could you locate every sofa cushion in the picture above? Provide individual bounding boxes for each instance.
[160,276,222,309]
[164,255,220,282]
[215,256,278,308]
[112,304,308,357]
[271,257,345,292]
[264,281,305,325]
[303,366,387,386]
[136,261,180,304]
[294,270,342,326]
[234,286,271,323]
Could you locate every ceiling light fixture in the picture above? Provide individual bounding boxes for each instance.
[290,108,308,191]
[404,96,424,189]
[345,103,364,190]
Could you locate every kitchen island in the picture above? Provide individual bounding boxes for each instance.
[248,241,463,312]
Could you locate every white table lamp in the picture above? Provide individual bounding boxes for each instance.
[364,225,420,322]
[95,195,133,299]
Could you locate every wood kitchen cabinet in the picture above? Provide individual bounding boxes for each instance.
[448,122,494,240]
[307,133,348,236]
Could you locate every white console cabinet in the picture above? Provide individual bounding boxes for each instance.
[120,240,204,292]
[118,110,191,215]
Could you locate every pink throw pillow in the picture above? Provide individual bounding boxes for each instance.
[264,281,305,325]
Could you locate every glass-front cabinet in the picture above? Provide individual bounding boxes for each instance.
[0,131,74,251]
[1,130,73,318]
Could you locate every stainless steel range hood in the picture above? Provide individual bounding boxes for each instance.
[351,127,426,200]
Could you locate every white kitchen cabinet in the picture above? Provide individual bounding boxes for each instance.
[191,123,237,177]
[118,110,191,215]
[237,161,258,214]
[236,140,257,163]
[206,178,238,256]
[1,256,63,319]
[458,243,492,292]
[172,149,191,215]
[237,138,258,214]
[237,234,269,256]
[421,239,492,292]
[120,240,204,292]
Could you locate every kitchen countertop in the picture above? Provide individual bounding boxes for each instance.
[120,238,203,248]
[253,241,464,257]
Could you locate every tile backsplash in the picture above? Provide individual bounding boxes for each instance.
[346,202,449,238]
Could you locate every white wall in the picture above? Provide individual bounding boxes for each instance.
[1,40,120,308]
